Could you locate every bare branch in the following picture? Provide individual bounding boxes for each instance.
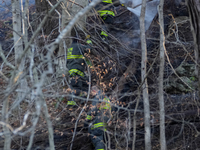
[46,0,101,51]
[140,0,151,149]
[158,0,167,149]
[0,44,15,70]
[17,0,63,66]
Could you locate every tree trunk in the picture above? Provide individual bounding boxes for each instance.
[12,0,23,64]
[186,0,200,98]
[1,0,25,149]
[22,0,29,48]
[140,0,151,150]
[15,0,28,103]
[158,0,167,149]
[11,1,28,148]
[2,96,11,150]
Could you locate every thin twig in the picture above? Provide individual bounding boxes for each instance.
[0,44,15,69]
[16,0,63,66]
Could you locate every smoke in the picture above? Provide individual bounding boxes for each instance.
[127,0,160,31]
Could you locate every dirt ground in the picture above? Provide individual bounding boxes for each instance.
[1,1,200,150]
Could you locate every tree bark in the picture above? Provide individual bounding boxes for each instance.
[140,0,151,150]
[2,1,25,149]
[158,0,167,149]
[22,0,29,48]
[12,0,23,64]
[2,96,11,150]
[42,98,55,150]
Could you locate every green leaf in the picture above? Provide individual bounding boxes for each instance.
[189,76,196,81]
[86,58,92,66]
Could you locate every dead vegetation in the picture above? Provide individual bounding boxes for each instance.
[0,0,200,150]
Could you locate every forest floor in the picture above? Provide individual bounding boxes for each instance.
[0,1,200,150]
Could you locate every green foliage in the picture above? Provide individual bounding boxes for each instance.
[189,76,196,81]
[8,33,13,38]
[86,58,92,66]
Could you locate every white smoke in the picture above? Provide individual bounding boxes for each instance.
[122,0,160,31]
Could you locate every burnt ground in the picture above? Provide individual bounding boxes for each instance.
[1,91,199,150]
[1,1,200,150]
